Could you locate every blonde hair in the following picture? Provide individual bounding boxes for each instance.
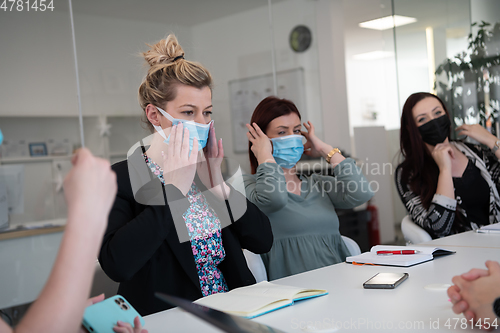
[138,34,212,132]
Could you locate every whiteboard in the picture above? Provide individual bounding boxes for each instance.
[229,68,306,153]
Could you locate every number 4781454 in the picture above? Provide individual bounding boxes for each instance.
[1,0,54,11]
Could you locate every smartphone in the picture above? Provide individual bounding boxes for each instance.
[363,272,409,289]
[82,295,144,333]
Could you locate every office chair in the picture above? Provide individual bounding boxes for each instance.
[90,260,119,298]
[243,249,268,283]
[341,235,361,256]
[401,215,432,244]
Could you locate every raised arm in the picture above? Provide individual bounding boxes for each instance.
[0,149,117,333]
[319,158,374,209]
[243,163,288,214]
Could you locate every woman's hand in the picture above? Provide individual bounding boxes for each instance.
[79,294,106,333]
[113,317,148,333]
[197,122,230,199]
[456,124,497,149]
[162,123,198,196]
[447,268,489,321]
[431,142,454,172]
[246,123,275,165]
[302,121,345,166]
[450,261,500,330]
[64,148,117,227]
[302,121,331,158]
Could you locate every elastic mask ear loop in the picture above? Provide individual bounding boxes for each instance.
[152,107,175,140]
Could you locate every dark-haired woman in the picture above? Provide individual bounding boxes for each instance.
[242,96,373,280]
[396,92,500,239]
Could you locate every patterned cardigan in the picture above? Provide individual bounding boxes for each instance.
[395,141,500,238]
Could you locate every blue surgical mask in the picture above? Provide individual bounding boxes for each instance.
[271,135,304,169]
[153,107,213,153]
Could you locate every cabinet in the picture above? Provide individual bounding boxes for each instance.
[0,115,150,224]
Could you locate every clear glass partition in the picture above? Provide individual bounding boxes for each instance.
[3,0,500,323]
[393,0,472,138]
[0,2,77,226]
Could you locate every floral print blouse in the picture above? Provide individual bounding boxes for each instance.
[143,154,229,297]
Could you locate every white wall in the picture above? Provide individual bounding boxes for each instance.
[190,0,326,172]
[471,0,500,30]
[0,10,77,116]
[316,0,351,155]
[73,14,193,117]
[0,9,192,117]
[0,11,192,222]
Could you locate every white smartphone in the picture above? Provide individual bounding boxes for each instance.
[363,272,409,289]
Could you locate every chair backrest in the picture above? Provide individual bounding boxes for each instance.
[242,249,268,283]
[341,235,361,256]
[90,260,119,298]
[401,215,432,244]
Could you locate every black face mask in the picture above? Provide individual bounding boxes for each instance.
[418,115,451,146]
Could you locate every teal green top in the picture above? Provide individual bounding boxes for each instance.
[243,159,374,280]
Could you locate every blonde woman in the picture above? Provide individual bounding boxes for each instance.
[98,35,273,316]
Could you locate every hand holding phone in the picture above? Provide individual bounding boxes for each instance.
[82,295,145,333]
[363,273,409,289]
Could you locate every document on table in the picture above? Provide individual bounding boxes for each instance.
[346,245,455,267]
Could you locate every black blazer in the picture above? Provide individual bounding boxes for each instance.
[99,147,273,316]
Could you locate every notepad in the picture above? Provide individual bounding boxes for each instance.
[193,281,328,319]
[346,245,455,267]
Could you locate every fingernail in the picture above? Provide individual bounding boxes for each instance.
[117,320,125,325]
[161,151,164,156]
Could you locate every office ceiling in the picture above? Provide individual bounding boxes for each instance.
[343,0,471,34]
[58,0,286,26]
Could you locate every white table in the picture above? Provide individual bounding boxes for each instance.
[422,230,500,249]
[144,245,500,332]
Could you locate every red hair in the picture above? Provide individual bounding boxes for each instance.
[399,92,451,209]
[248,96,301,174]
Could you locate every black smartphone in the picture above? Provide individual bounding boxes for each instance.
[363,272,409,289]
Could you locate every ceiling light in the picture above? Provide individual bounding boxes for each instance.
[352,51,394,60]
[359,15,417,31]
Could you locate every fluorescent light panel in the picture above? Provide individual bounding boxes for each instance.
[352,51,394,60]
[359,15,417,31]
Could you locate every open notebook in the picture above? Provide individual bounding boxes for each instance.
[346,245,455,267]
[193,281,328,319]
[156,293,287,333]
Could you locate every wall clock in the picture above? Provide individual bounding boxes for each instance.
[289,25,312,53]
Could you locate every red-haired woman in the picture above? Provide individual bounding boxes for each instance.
[243,96,374,280]
[396,92,500,239]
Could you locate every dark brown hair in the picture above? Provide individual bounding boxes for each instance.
[248,96,301,174]
[399,92,451,209]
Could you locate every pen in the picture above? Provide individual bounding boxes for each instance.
[376,250,420,255]
[475,229,500,234]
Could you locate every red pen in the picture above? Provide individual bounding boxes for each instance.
[376,250,420,255]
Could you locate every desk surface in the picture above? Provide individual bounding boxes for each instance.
[144,245,500,332]
[422,230,500,249]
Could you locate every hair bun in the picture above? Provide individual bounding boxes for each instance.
[143,34,185,67]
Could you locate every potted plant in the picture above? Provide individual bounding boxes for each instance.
[435,21,500,139]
